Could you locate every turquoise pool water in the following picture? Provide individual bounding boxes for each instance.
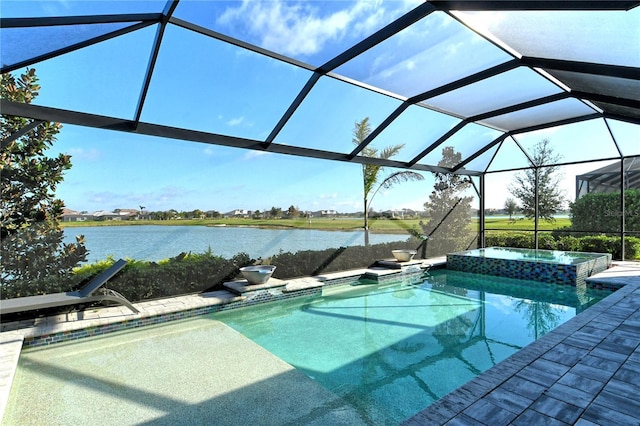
[214,269,612,424]
[5,270,613,425]
[457,247,605,265]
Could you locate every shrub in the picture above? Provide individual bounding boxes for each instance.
[106,251,254,301]
[270,238,421,278]
[486,232,534,248]
[1,237,426,303]
[6,232,637,308]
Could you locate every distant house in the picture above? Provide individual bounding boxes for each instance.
[389,208,418,219]
[92,210,123,221]
[225,209,250,218]
[320,210,337,216]
[114,208,139,217]
[62,208,145,221]
[61,209,91,222]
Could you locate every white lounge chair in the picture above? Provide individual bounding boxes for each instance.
[0,259,139,315]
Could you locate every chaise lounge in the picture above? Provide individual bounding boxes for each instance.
[0,258,139,315]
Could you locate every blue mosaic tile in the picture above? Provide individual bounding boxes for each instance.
[447,248,611,289]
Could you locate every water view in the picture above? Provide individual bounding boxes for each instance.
[63,225,411,263]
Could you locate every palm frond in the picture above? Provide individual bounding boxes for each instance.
[380,171,424,190]
[352,117,371,146]
[379,144,405,160]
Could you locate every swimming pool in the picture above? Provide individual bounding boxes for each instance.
[4,270,612,425]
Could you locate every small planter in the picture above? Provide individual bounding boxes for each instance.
[392,249,417,262]
[240,265,276,285]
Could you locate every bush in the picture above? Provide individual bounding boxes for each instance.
[270,238,421,278]
[570,189,640,232]
[104,251,253,301]
[2,238,425,303]
[486,232,534,248]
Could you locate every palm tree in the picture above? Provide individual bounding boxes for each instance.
[353,117,424,232]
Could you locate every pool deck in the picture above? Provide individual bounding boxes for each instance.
[1,258,639,425]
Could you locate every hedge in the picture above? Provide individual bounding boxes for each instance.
[570,188,640,232]
[1,238,422,303]
[485,232,640,260]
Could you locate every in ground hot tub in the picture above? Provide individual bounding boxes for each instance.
[447,247,611,287]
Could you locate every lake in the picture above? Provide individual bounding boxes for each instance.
[63,225,412,263]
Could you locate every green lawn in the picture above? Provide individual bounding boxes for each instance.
[481,217,571,231]
[61,216,571,233]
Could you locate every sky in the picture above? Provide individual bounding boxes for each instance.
[3,1,639,214]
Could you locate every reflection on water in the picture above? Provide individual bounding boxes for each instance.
[63,225,409,262]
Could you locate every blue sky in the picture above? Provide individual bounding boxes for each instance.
[4,1,639,214]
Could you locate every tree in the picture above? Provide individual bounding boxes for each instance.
[352,117,424,231]
[286,205,300,218]
[269,206,282,219]
[419,147,474,255]
[504,197,518,222]
[1,68,87,295]
[509,139,565,222]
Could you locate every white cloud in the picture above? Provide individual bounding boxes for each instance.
[243,150,271,160]
[319,192,338,199]
[226,116,244,127]
[203,146,215,156]
[68,147,102,161]
[217,0,383,57]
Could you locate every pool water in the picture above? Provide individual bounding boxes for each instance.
[214,269,612,424]
[456,247,605,265]
[4,270,613,425]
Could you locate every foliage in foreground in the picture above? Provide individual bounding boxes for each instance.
[1,68,87,287]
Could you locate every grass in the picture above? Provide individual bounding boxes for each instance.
[61,216,571,233]
[482,217,571,231]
